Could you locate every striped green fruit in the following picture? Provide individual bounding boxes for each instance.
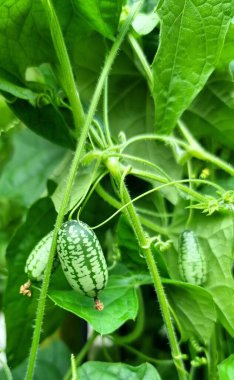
[178,230,206,286]
[57,220,108,309]
[25,230,58,282]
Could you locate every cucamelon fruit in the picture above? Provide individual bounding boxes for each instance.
[178,230,206,286]
[20,230,58,297]
[57,220,108,310]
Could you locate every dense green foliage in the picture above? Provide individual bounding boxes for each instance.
[0,0,234,379]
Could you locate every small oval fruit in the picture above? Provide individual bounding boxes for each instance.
[20,230,58,297]
[25,230,58,282]
[178,230,206,286]
[57,220,108,310]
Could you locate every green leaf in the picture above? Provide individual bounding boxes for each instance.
[164,279,216,343]
[78,362,161,380]
[4,197,64,367]
[52,160,103,213]
[218,354,234,380]
[11,340,70,380]
[0,127,66,207]
[49,273,152,335]
[72,0,123,39]
[152,0,232,134]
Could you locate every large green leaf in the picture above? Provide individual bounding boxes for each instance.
[49,273,151,335]
[78,362,161,380]
[152,0,232,134]
[3,197,64,367]
[72,0,123,39]
[0,127,65,207]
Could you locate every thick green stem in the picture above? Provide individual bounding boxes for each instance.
[25,3,143,379]
[40,0,84,133]
[106,157,187,380]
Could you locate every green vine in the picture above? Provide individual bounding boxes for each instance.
[25,2,143,379]
[105,157,188,380]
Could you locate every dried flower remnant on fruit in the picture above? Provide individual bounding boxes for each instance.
[94,298,104,311]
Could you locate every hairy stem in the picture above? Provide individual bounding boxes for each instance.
[105,157,188,380]
[25,3,143,379]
